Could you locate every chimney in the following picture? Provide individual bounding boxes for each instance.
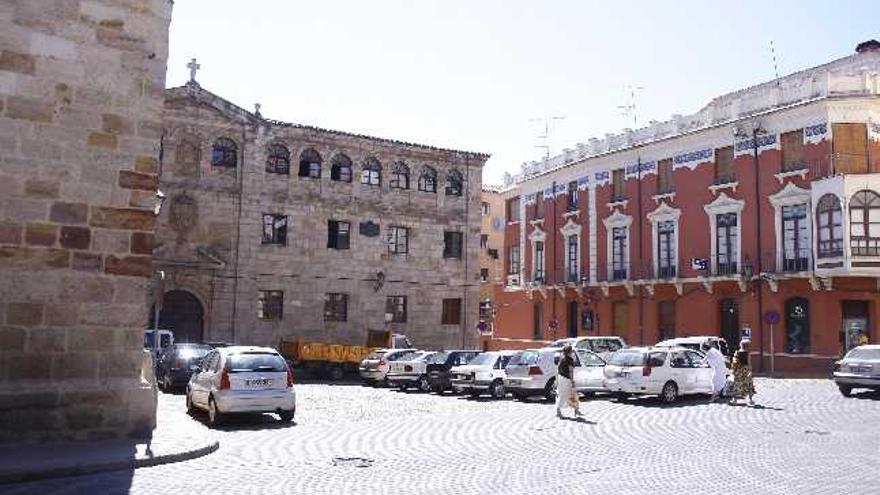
[855,39,880,54]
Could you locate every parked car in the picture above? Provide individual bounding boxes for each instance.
[549,336,628,360]
[186,346,296,427]
[386,351,438,392]
[504,347,606,401]
[603,347,715,403]
[450,350,518,398]
[833,345,880,396]
[156,343,213,391]
[426,350,481,393]
[655,336,730,365]
[358,348,417,386]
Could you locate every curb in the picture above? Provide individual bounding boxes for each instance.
[0,439,219,485]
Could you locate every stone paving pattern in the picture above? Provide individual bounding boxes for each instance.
[2,379,878,495]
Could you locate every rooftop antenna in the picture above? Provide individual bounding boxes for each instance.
[770,40,782,88]
[617,85,644,128]
[529,116,565,159]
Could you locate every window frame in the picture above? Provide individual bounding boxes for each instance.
[386,295,407,323]
[567,181,578,211]
[816,194,843,258]
[445,169,463,196]
[656,220,676,278]
[566,234,579,282]
[323,293,348,322]
[716,212,738,274]
[361,158,382,186]
[387,225,409,255]
[612,226,627,280]
[612,169,625,200]
[330,154,353,182]
[533,240,545,282]
[443,231,463,259]
[257,290,283,321]
[781,204,809,271]
[714,145,735,184]
[261,213,288,246]
[657,158,674,194]
[780,129,806,172]
[418,167,437,193]
[508,245,521,275]
[211,137,238,168]
[441,298,462,325]
[507,196,521,222]
[390,161,410,190]
[265,143,290,175]
[849,190,880,256]
[298,148,322,178]
[327,220,351,250]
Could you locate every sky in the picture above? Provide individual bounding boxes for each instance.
[166,0,878,186]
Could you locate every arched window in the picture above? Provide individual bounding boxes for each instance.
[445,169,463,196]
[174,136,201,176]
[361,157,381,186]
[330,153,352,182]
[390,161,410,189]
[849,190,880,256]
[266,143,290,174]
[298,148,322,178]
[785,297,810,354]
[418,166,437,193]
[211,137,237,167]
[816,194,842,258]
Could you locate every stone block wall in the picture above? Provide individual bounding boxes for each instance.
[0,0,171,442]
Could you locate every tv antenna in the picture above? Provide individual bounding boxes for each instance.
[529,116,565,159]
[617,85,644,128]
[770,40,782,88]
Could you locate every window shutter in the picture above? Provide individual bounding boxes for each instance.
[833,123,868,174]
[715,146,734,181]
[327,220,337,248]
[781,130,805,171]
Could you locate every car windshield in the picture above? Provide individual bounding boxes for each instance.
[176,346,211,359]
[365,351,387,361]
[466,353,497,367]
[415,352,436,362]
[588,339,624,353]
[846,348,880,360]
[387,351,413,361]
[226,352,287,373]
[608,350,645,367]
[427,352,449,364]
[508,351,540,366]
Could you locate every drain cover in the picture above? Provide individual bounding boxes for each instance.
[332,457,374,468]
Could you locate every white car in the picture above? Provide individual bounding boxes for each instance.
[603,347,715,403]
[549,336,628,360]
[358,348,417,385]
[386,351,437,392]
[186,346,296,427]
[450,350,518,398]
[504,347,607,401]
[655,336,730,365]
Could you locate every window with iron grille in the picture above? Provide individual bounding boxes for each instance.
[361,158,381,186]
[327,220,350,250]
[716,213,738,274]
[418,166,437,192]
[781,130,805,172]
[298,148,322,178]
[507,196,520,222]
[612,169,625,200]
[714,146,735,184]
[262,213,287,245]
[534,241,545,282]
[849,189,880,256]
[508,246,520,275]
[567,181,578,210]
[816,194,842,258]
[445,169,463,196]
[567,235,579,282]
[387,226,409,254]
[442,298,462,325]
[782,205,809,271]
[443,231,463,259]
[657,158,674,194]
[266,143,290,174]
[390,162,410,189]
[257,290,283,320]
[211,137,238,167]
[324,293,348,322]
[657,220,676,278]
[386,296,407,323]
[331,154,353,182]
[612,227,627,280]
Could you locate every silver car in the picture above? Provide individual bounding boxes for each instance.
[833,345,880,396]
[186,346,296,427]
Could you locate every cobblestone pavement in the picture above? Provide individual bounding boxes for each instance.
[2,379,879,495]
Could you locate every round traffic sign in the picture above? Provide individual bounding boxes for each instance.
[764,310,780,325]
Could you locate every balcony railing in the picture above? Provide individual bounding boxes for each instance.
[759,248,811,274]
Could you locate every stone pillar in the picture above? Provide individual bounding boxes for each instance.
[0,0,172,442]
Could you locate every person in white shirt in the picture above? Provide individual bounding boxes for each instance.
[702,341,728,401]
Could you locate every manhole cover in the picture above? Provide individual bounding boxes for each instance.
[332,457,374,468]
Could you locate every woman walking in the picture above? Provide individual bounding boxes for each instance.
[730,341,756,406]
[556,345,583,418]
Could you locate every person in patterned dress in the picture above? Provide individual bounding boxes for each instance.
[730,341,756,406]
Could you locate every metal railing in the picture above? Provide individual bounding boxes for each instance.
[759,248,812,274]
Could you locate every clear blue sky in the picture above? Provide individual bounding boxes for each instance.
[167,0,877,185]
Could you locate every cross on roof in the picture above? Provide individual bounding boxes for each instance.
[187,58,200,83]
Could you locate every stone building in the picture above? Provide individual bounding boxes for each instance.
[154,79,489,351]
[0,0,172,441]
[494,41,880,374]
[477,186,505,341]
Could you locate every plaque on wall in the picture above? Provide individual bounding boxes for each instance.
[359,221,380,237]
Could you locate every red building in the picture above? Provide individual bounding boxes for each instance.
[492,42,880,374]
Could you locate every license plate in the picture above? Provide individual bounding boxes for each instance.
[246,379,271,386]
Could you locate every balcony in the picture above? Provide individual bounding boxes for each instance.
[759,248,811,275]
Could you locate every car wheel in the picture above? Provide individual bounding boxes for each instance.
[417,375,430,392]
[207,396,223,427]
[661,381,679,404]
[398,383,408,391]
[544,378,557,402]
[838,385,853,397]
[615,392,629,402]
[328,366,344,381]
[581,391,596,400]
[469,389,481,398]
[489,380,505,399]
[278,409,295,422]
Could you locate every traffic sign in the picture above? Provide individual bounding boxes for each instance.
[741,326,752,341]
[764,310,780,325]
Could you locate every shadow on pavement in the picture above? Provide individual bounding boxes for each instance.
[188,410,297,432]
[848,390,880,400]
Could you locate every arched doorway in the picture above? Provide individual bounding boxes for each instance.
[149,290,204,344]
[567,301,579,338]
[719,298,739,352]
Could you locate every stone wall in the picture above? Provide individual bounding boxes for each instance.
[0,0,172,442]
[157,84,487,351]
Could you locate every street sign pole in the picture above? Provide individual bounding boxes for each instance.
[769,323,775,376]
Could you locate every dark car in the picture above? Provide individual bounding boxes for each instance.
[156,343,213,391]
[426,350,481,393]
